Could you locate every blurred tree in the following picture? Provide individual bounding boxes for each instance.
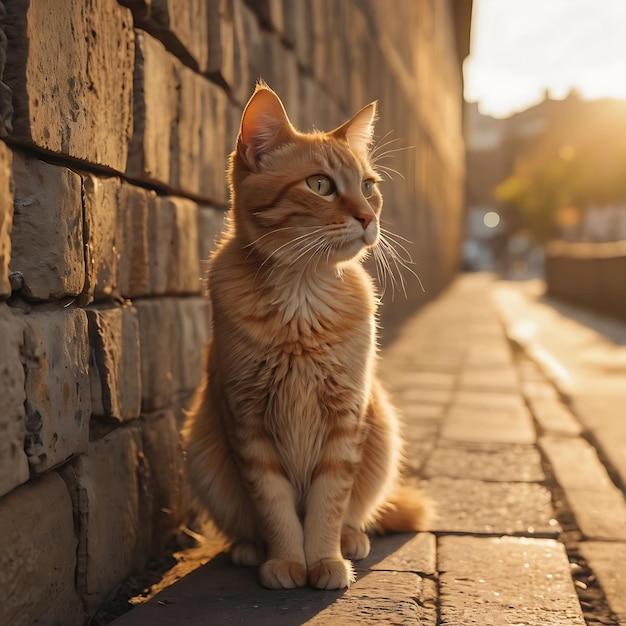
[495,99,626,242]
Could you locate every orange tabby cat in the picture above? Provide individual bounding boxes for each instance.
[184,83,429,590]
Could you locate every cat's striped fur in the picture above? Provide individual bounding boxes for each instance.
[184,83,429,590]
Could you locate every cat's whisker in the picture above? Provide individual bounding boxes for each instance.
[379,228,416,264]
[374,164,406,181]
[377,235,425,295]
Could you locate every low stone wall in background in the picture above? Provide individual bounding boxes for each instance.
[545,240,626,319]
[0,0,469,623]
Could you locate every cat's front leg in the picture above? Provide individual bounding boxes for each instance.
[245,468,308,589]
[304,435,359,589]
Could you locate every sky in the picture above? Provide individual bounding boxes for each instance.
[464,0,626,118]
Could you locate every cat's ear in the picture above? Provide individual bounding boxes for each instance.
[332,102,378,154]
[237,83,294,171]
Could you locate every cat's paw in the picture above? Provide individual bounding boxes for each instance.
[259,559,308,589]
[341,528,370,560]
[231,542,265,566]
[308,558,355,589]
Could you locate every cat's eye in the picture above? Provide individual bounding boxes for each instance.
[306,175,335,196]
[361,179,375,198]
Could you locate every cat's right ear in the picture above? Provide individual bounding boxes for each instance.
[237,85,293,171]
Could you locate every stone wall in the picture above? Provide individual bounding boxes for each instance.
[0,1,470,622]
[545,240,626,320]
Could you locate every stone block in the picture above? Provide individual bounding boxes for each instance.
[142,410,186,552]
[127,30,179,187]
[198,206,226,263]
[424,477,559,536]
[0,141,12,298]
[0,304,29,497]
[135,298,179,412]
[117,181,152,298]
[22,308,90,472]
[360,532,436,576]
[10,153,85,301]
[4,0,134,172]
[529,398,582,436]
[150,0,209,72]
[439,536,585,625]
[86,304,141,422]
[82,174,122,303]
[60,425,149,615]
[176,297,210,395]
[0,472,84,626]
[148,196,201,295]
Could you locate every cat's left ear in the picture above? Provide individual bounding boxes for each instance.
[332,102,378,154]
[237,84,294,171]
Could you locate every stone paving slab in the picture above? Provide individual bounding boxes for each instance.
[424,478,559,536]
[440,404,536,445]
[578,541,626,621]
[529,398,583,436]
[422,443,545,483]
[438,536,586,626]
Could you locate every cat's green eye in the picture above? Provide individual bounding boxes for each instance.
[361,179,375,198]
[306,174,335,196]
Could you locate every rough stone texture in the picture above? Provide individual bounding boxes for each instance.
[10,152,85,301]
[0,305,29,497]
[0,472,84,626]
[578,541,626,621]
[440,403,536,444]
[142,410,185,553]
[128,31,229,203]
[197,205,226,264]
[82,175,122,303]
[21,308,90,473]
[135,298,179,412]
[439,536,586,626]
[423,443,545,483]
[0,141,11,297]
[361,532,436,576]
[149,0,209,72]
[148,196,202,295]
[4,0,134,171]
[127,30,178,187]
[424,477,559,536]
[117,181,152,298]
[87,305,141,421]
[176,297,210,395]
[61,425,149,616]
[540,436,626,541]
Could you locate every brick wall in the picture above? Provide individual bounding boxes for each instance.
[0,1,470,622]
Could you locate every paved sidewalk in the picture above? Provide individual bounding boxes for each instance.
[113,273,626,625]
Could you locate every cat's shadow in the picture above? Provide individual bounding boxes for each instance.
[120,532,429,625]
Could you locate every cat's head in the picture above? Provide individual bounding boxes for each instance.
[229,82,382,268]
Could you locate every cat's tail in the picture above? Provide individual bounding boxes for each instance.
[371,485,433,533]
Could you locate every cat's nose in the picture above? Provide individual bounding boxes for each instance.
[354,213,373,230]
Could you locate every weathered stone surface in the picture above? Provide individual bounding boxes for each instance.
[22,308,90,472]
[360,532,436,576]
[540,435,626,541]
[87,305,141,421]
[4,0,134,171]
[135,298,179,411]
[441,403,536,444]
[127,30,179,185]
[82,175,122,302]
[0,141,11,297]
[0,305,29,497]
[197,205,226,264]
[530,398,582,435]
[424,478,559,536]
[176,297,209,394]
[61,425,149,615]
[458,367,519,392]
[117,181,152,298]
[142,410,185,552]
[439,536,586,625]
[579,541,626,621]
[10,153,85,301]
[148,196,201,295]
[128,31,229,203]
[423,443,545,483]
[0,472,84,626]
[150,0,209,71]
